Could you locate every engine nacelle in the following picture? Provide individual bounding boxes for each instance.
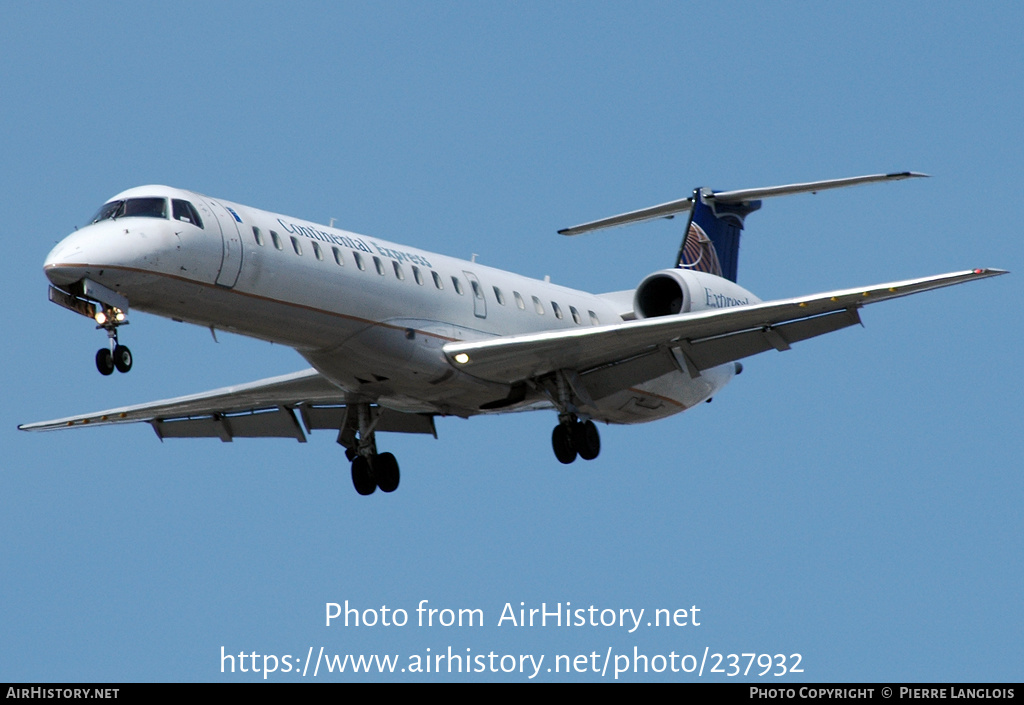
[632,268,761,319]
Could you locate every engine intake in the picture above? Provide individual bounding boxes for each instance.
[632,268,761,319]
[633,270,691,319]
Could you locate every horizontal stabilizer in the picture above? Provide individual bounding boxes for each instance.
[558,172,928,236]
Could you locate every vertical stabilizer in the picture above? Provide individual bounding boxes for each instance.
[676,189,761,283]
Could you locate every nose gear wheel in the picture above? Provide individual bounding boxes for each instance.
[96,348,114,376]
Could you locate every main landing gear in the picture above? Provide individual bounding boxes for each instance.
[93,307,132,376]
[341,403,400,496]
[548,370,601,464]
[350,452,400,496]
[552,417,601,464]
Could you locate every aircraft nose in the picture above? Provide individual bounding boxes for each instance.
[44,232,89,286]
[43,224,127,287]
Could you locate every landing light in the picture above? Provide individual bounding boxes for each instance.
[94,308,125,326]
[454,353,470,364]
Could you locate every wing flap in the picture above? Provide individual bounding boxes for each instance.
[579,348,679,400]
[444,269,1006,385]
[682,307,863,373]
[152,407,307,442]
[299,405,437,436]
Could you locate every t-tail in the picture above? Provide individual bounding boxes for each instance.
[558,171,929,283]
[677,187,760,282]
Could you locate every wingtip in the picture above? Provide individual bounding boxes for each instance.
[887,171,930,179]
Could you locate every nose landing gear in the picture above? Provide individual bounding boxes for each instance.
[94,307,132,375]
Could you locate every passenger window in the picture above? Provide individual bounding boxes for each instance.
[432,271,444,289]
[412,266,423,285]
[552,301,563,320]
[471,280,484,300]
[514,291,525,310]
[493,286,505,305]
[354,252,365,270]
[393,261,405,280]
[290,236,303,255]
[172,199,204,228]
[312,241,323,260]
[373,257,385,275]
[569,306,582,324]
[252,226,264,246]
[332,247,344,265]
[270,231,283,250]
[451,276,464,294]
[589,310,600,325]
[532,296,544,315]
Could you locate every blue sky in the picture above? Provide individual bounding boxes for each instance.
[1,1,1020,682]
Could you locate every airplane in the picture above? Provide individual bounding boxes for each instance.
[19,172,1006,495]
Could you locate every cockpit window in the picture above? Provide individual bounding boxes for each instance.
[172,199,204,228]
[91,201,122,223]
[91,197,168,224]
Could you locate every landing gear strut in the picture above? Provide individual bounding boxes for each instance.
[341,403,401,496]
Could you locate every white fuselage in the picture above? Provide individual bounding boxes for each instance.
[44,185,754,423]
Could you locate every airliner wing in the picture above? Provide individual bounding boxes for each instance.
[18,368,437,439]
[443,269,1006,389]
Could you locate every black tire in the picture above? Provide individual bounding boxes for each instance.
[96,348,114,376]
[113,345,133,373]
[574,420,601,461]
[351,456,376,495]
[552,424,577,464]
[374,452,400,493]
